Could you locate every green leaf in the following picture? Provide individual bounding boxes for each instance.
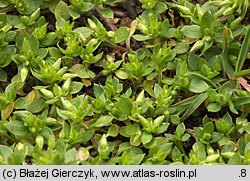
[5,120,29,137]
[73,27,93,39]
[154,2,168,14]
[201,11,215,30]
[244,142,250,164]
[54,1,70,20]
[98,7,114,19]
[90,116,113,128]
[0,68,7,82]
[141,132,153,145]
[80,129,95,143]
[116,96,133,115]
[65,148,77,164]
[0,14,7,28]
[115,69,129,79]
[235,27,250,74]
[176,123,185,137]
[181,93,208,121]
[15,97,30,109]
[174,42,189,54]
[181,25,202,39]
[133,34,152,41]
[203,122,214,135]
[107,124,119,137]
[207,103,221,112]
[27,98,45,113]
[69,82,83,94]
[188,78,209,93]
[0,0,9,8]
[114,27,130,44]
[120,147,145,165]
[187,72,217,88]
[80,2,95,12]
[0,145,13,163]
[149,142,173,162]
[0,95,9,110]
[5,84,16,101]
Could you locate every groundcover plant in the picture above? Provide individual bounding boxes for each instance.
[0,0,249,165]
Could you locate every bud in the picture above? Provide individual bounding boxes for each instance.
[154,115,165,127]
[223,7,234,16]
[136,90,144,103]
[137,23,149,34]
[53,84,62,97]
[30,8,40,22]
[36,135,44,149]
[48,137,56,149]
[40,88,54,99]
[107,31,115,38]
[30,127,37,133]
[88,19,98,31]
[176,4,191,15]
[190,40,204,52]
[138,115,149,128]
[61,97,74,111]
[62,78,71,94]
[230,17,241,30]
[20,67,28,82]
[52,58,62,70]
[196,4,203,21]
[20,16,29,25]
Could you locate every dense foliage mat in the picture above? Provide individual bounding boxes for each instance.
[0,0,250,164]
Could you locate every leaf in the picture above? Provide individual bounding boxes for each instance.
[98,6,114,19]
[203,122,214,135]
[149,142,173,162]
[116,96,133,115]
[0,95,9,110]
[181,25,202,39]
[27,98,45,113]
[201,11,215,30]
[181,93,208,121]
[73,27,93,39]
[114,27,130,44]
[115,69,129,79]
[0,145,13,163]
[133,34,152,41]
[235,27,250,74]
[80,2,95,12]
[0,0,9,8]
[176,123,185,137]
[5,120,29,137]
[0,14,7,28]
[1,101,14,120]
[5,83,16,101]
[54,1,70,20]
[174,42,189,54]
[89,116,113,128]
[69,6,80,19]
[207,103,221,112]
[244,142,250,164]
[107,124,119,137]
[141,132,153,145]
[0,68,7,81]
[120,147,145,165]
[188,78,209,93]
[188,72,217,88]
[154,2,168,14]
[65,148,77,164]
[221,28,234,77]
[237,77,250,92]
[69,82,83,94]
